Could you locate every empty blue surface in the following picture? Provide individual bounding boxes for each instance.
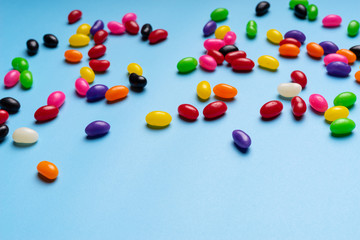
[1,0,360,239]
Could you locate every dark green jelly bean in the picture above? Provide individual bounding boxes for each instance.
[0,97,21,113]
[246,20,257,38]
[210,8,228,22]
[334,92,356,108]
[43,34,58,48]
[177,57,198,73]
[294,4,307,19]
[348,20,360,37]
[11,57,29,72]
[141,24,152,39]
[0,124,9,140]
[307,4,318,21]
[26,39,39,55]
[20,70,33,89]
[129,73,147,88]
[330,118,356,135]
[289,0,308,9]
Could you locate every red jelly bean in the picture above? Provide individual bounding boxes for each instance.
[207,49,224,65]
[279,38,301,48]
[178,104,199,120]
[260,100,283,118]
[291,96,307,117]
[148,29,168,44]
[125,20,139,35]
[34,105,59,122]
[203,101,227,119]
[225,50,247,64]
[89,60,110,72]
[68,10,82,24]
[231,58,255,71]
[0,110,9,124]
[290,70,307,88]
[88,45,106,59]
[94,30,108,44]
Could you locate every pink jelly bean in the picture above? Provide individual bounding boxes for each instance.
[199,55,217,71]
[322,14,342,27]
[204,39,225,51]
[122,13,137,24]
[75,78,90,96]
[224,31,236,45]
[324,53,348,66]
[4,70,20,88]
[107,21,125,34]
[309,94,328,113]
[47,91,66,108]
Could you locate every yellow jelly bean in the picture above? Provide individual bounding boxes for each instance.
[215,25,231,39]
[266,29,283,44]
[80,67,95,84]
[146,111,172,127]
[258,55,279,70]
[127,63,143,75]
[69,34,90,47]
[324,106,349,122]
[197,81,211,100]
[76,23,91,35]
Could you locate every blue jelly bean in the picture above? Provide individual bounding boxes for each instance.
[284,30,306,44]
[85,120,110,137]
[86,84,108,101]
[203,20,217,36]
[90,20,104,36]
[326,61,351,77]
[319,41,339,55]
[232,129,251,149]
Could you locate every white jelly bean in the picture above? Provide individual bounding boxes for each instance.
[277,83,302,98]
[12,127,39,144]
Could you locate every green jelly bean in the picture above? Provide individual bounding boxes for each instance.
[289,0,309,9]
[11,57,29,72]
[246,20,257,38]
[19,70,33,89]
[210,8,228,22]
[177,57,198,73]
[330,118,356,135]
[348,20,360,37]
[307,4,318,21]
[334,92,357,108]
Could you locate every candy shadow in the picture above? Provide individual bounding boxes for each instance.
[260,114,281,122]
[324,119,332,124]
[310,107,324,116]
[3,84,18,90]
[330,132,353,138]
[203,113,225,121]
[106,97,127,104]
[109,32,125,36]
[93,70,109,75]
[214,96,236,102]
[258,66,277,72]
[149,39,167,45]
[233,142,250,154]
[266,39,279,45]
[86,98,105,103]
[278,54,298,59]
[176,69,197,76]
[245,33,256,40]
[200,66,216,72]
[12,141,37,148]
[140,36,148,42]
[25,50,37,57]
[178,115,197,123]
[86,132,109,139]
[196,95,208,102]
[37,173,56,183]
[326,73,349,79]
[64,59,81,65]
[293,115,304,121]
[278,95,292,101]
[35,117,57,125]
[130,86,145,93]
[42,43,57,49]
[146,124,170,130]
[322,26,340,29]
[306,53,322,61]
[74,90,86,98]
[231,69,253,74]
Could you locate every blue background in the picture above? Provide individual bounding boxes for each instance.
[1,0,360,239]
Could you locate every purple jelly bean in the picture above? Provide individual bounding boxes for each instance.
[90,20,104,36]
[319,41,339,55]
[284,30,306,44]
[232,130,251,149]
[85,120,110,137]
[326,61,351,77]
[86,84,108,102]
[203,20,217,36]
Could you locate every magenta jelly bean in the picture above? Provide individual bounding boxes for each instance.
[324,53,348,66]
[199,55,217,71]
[75,78,90,96]
[322,14,342,27]
[203,20,217,36]
[47,91,66,108]
[4,70,20,88]
[223,31,236,45]
[204,39,225,51]
[107,21,125,34]
[122,13,137,24]
[309,94,328,112]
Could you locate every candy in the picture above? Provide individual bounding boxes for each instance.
[12,127,38,144]
[203,101,227,119]
[319,41,339,55]
[284,30,306,44]
[148,29,168,44]
[86,84,108,101]
[43,34,58,48]
[26,39,39,55]
[94,30,108,44]
[203,21,217,36]
[146,111,172,127]
[207,49,224,65]
[122,13,137,24]
[223,31,236,45]
[257,55,279,70]
[336,49,356,64]
[347,20,359,37]
[256,1,270,16]
[0,125,9,140]
[322,14,342,27]
[80,67,95,84]
[213,83,237,99]
[289,0,308,9]
[246,20,257,38]
[260,100,283,118]
[177,57,198,73]
[232,130,251,149]
[64,50,83,63]
[326,61,351,77]
[266,29,283,44]
[279,44,300,57]
[89,60,110,72]
[356,71,360,82]
[37,161,58,180]
[129,73,147,88]
[307,4,318,20]
[127,63,143,75]
[69,34,90,47]
[90,20,104,35]
[19,70,33,89]
[197,81,211,100]
[88,45,106,59]
[210,8,228,22]
[12,57,29,72]
[47,91,65,108]
[290,70,307,88]
[225,51,247,64]
[0,97,20,113]
[141,23,153,38]
[0,110,9,124]
[4,70,20,88]
[85,120,110,137]
[333,92,356,108]
[215,25,230,39]
[204,39,225,51]
[330,118,355,135]
[291,96,307,117]
[178,104,199,120]
[125,20,139,35]
[77,23,91,35]
[75,78,90,96]
[324,106,349,122]
[306,42,324,58]
[294,4,307,19]
[349,45,360,60]
[199,55,217,71]
[107,21,125,35]
[105,85,129,101]
[219,44,238,56]
[324,53,348,66]
[68,10,82,24]
[280,38,301,48]
[232,58,255,71]
[34,105,59,122]
[277,83,302,98]
[309,94,328,112]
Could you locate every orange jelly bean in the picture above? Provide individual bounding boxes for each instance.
[105,85,129,101]
[306,42,324,58]
[279,43,300,57]
[355,71,360,82]
[213,83,237,99]
[64,49,83,63]
[336,49,357,64]
[37,161,59,180]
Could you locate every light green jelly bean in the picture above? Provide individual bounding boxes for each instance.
[330,118,356,135]
[210,8,228,22]
[289,0,309,9]
[348,20,360,37]
[334,92,357,108]
[19,70,33,89]
[11,57,29,72]
[246,20,257,38]
[307,4,318,21]
[177,57,198,73]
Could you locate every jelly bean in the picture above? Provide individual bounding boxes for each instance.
[86,84,108,102]
[68,10,82,24]
[307,4,318,20]
[324,106,349,122]
[146,111,172,127]
[37,161,58,180]
[64,50,83,63]
[356,71,360,82]
[4,70,20,88]
[89,60,110,72]
[349,45,360,60]
[80,67,95,84]
[257,55,279,70]
[290,70,307,88]
[284,30,306,44]
[94,30,108,44]
[294,4,307,19]
[69,34,90,47]
[207,49,224,65]
[34,105,59,122]
[105,85,129,101]
[326,61,351,77]
[0,97,20,113]
[219,45,238,56]
[330,118,355,135]
[26,39,39,55]
[246,20,257,38]
[215,25,230,39]
[309,94,328,112]
[280,38,301,48]
[141,23,153,39]
[85,120,110,137]
[289,0,308,9]
[334,92,356,108]
[77,23,91,35]
[225,51,247,64]
[306,42,324,58]
[127,63,143,75]
[224,31,236,45]
[336,49,356,64]
[319,41,338,55]
[213,83,237,99]
[47,91,65,108]
[90,20,104,35]
[75,78,90,96]
[107,21,125,35]
[177,57,198,73]
[125,20,139,35]
[12,57,29,72]
[0,124,9,140]
[43,34,58,48]
[88,45,106,59]
[129,73,147,88]
[0,110,9,124]
[277,83,302,97]
[324,53,348,66]
[12,127,38,144]
[199,55,217,71]
[204,39,225,51]
[197,81,211,100]
[266,29,283,44]
[347,20,359,37]
[232,130,251,149]
[178,104,199,121]
[322,14,342,27]
[291,96,307,117]
[148,29,168,44]
[232,58,255,71]
[256,1,270,16]
[279,44,300,57]
[203,101,227,119]
[210,8,228,22]
[203,20,217,36]
[122,13,137,24]
[19,70,33,89]
[260,100,283,118]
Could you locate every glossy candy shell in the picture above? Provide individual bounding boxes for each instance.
[0,110,9,124]
[203,21,217,36]
[12,127,38,144]
[232,130,251,149]
[232,58,255,71]
[4,70,20,88]
[333,92,356,108]
[199,55,217,71]
[89,60,110,72]
[322,14,342,27]
[319,41,339,55]
[86,84,109,101]
[105,86,129,101]
[203,101,227,119]
[146,111,172,127]
[64,50,82,63]
[291,96,307,117]
[125,21,139,35]
[88,45,106,59]
[309,94,328,112]
[85,121,110,137]
[279,44,300,57]
[0,97,20,113]
[324,53,348,66]
[75,78,90,96]
[197,81,211,100]
[324,106,349,122]
[204,39,225,51]
[149,29,168,44]
[94,30,108,44]
[306,42,324,58]
[129,73,147,88]
[290,70,307,88]
[225,51,247,64]
[326,61,351,77]
[284,30,306,44]
[207,50,224,65]
[260,100,283,118]
[68,10,82,24]
[210,8,228,22]
[258,55,279,70]
[279,38,301,48]
[213,84,237,99]
[107,21,125,35]
[47,91,66,108]
[177,57,198,73]
[34,105,59,122]
[90,20,104,35]
[37,161,59,180]
[178,104,199,120]
[330,118,355,135]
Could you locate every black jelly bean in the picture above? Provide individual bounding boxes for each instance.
[294,4,307,19]
[0,125,9,140]
[43,34,58,48]
[26,39,39,55]
[0,97,21,113]
[141,24,153,39]
[349,45,360,60]
[255,1,270,16]
[219,45,239,57]
[129,73,147,88]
